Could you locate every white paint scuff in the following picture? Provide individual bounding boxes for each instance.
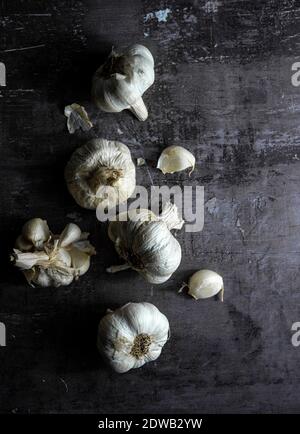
[202,1,222,14]
[144,8,171,23]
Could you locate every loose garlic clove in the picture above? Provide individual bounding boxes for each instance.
[157,145,195,175]
[22,218,50,249]
[187,269,224,301]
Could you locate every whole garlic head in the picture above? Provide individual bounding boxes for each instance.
[186,269,224,301]
[92,44,154,121]
[107,202,184,284]
[65,138,136,210]
[11,219,96,287]
[97,302,170,373]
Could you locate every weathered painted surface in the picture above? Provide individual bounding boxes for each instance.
[1,0,300,413]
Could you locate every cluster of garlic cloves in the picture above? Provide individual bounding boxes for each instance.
[11,218,96,287]
[92,44,155,121]
[107,202,184,284]
[97,302,170,373]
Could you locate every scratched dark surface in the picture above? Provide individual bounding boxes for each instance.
[1,0,300,414]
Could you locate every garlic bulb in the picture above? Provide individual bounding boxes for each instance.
[184,269,224,301]
[65,138,136,210]
[157,145,195,175]
[92,44,154,121]
[11,219,96,287]
[107,202,184,284]
[97,302,170,373]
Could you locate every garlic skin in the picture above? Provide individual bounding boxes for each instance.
[97,302,169,373]
[65,138,136,210]
[107,202,184,284]
[11,219,96,287]
[157,145,195,175]
[92,44,154,121]
[64,103,93,134]
[187,269,224,301]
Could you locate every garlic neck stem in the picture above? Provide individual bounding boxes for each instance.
[106,263,131,273]
[88,167,123,192]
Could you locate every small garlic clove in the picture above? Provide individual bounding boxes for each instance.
[187,269,224,300]
[15,235,33,251]
[64,103,93,134]
[129,96,148,121]
[157,145,195,175]
[69,247,91,276]
[137,157,146,166]
[59,223,82,247]
[22,218,50,249]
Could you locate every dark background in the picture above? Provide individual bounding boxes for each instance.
[1,0,300,414]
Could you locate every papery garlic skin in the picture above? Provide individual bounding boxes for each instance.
[157,145,195,175]
[97,302,169,373]
[92,44,154,121]
[65,138,136,210]
[107,203,183,284]
[187,269,224,301]
[11,219,96,287]
[64,103,93,134]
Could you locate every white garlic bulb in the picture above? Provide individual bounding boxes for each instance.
[92,44,154,121]
[97,302,170,373]
[157,145,195,175]
[11,219,96,287]
[107,202,184,284]
[65,138,136,210]
[185,269,224,301]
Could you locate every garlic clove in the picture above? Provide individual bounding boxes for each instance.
[59,223,82,247]
[129,96,148,121]
[21,218,50,249]
[69,247,91,276]
[137,157,146,166]
[157,145,196,175]
[187,269,224,300]
[64,103,93,134]
[15,235,33,251]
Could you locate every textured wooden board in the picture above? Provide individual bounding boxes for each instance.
[1,0,300,413]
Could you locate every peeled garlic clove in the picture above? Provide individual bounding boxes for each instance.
[59,223,82,247]
[64,103,93,134]
[157,145,195,175]
[187,269,224,301]
[69,247,91,276]
[22,218,50,248]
